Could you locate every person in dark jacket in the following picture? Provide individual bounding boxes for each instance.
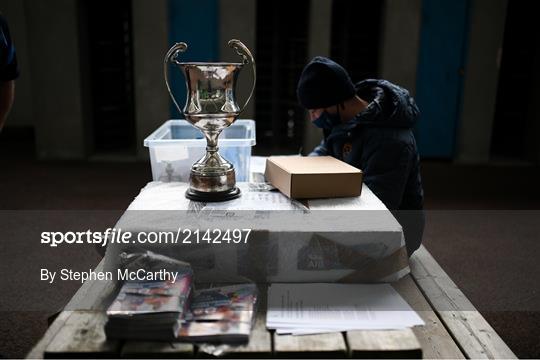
[297,56,424,255]
[0,13,18,130]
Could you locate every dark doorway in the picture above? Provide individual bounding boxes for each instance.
[255,0,310,155]
[330,0,383,82]
[84,0,136,154]
[491,2,539,162]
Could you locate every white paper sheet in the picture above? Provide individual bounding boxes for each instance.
[202,190,307,211]
[266,283,424,335]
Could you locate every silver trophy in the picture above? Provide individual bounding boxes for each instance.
[164,39,256,202]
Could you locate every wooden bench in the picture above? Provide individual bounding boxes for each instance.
[27,245,515,359]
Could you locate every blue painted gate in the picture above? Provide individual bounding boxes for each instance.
[415,0,470,158]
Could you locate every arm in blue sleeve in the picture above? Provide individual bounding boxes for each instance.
[308,138,328,156]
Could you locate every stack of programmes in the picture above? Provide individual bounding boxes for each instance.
[105,252,257,344]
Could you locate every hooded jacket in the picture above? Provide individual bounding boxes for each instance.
[310,79,424,254]
[311,79,423,210]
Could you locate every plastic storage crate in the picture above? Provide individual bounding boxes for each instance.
[144,119,256,182]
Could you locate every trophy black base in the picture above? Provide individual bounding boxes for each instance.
[185,187,241,202]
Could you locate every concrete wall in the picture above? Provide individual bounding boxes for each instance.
[0,0,34,127]
[379,0,422,96]
[132,0,169,159]
[1,0,170,159]
[24,0,87,159]
[2,0,516,163]
[302,0,333,154]
[456,0,508,163]
[218,0,257,120]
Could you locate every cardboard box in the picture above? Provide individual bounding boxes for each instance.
[265,156,363,199]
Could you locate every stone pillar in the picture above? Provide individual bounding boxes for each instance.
[379,0,422,95]
[302,0,333,154]
[132,0,170,159]
[24,0,87,159]
[456,0,508,163]
[219,0,257,119]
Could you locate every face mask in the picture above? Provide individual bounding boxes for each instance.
[312,108,341,130]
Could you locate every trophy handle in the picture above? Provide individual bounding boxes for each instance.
[228,39,256,114]
[164,42,188,116]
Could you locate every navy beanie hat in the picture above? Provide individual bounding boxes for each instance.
[297,56,356,109]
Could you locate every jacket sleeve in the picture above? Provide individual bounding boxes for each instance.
[362,140,414,210]
[308,138,328,156]
[0,15,19,81]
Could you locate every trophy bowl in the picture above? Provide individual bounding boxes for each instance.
[164,40,256,202]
